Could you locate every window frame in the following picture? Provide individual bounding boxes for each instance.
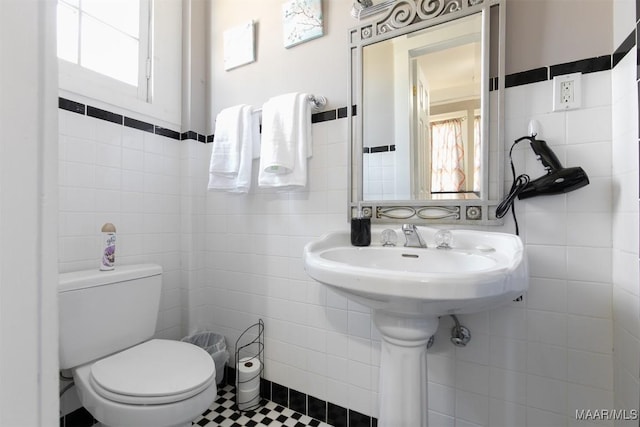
[57,0,153,105]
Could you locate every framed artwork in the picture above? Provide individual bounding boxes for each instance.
[282,0,323,48]
[223,21,255,71]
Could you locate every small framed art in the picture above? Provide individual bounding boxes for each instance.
[223,20,255,71]
[282,0,323,48]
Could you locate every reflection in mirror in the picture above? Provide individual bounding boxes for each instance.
[349,0,505,224]
[362,13,482,201]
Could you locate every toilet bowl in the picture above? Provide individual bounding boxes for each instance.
[73,339,216,427]
[58,264,218,427]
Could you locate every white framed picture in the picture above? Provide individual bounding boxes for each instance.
[223,21,255,71]
[282,0,323,49]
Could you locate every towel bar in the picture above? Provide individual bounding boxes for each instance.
[251,94,326,114]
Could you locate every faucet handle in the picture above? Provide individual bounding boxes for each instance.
[381,229,398,246]
[434,229,453,249]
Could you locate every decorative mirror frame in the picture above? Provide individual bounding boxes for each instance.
[348,0,505,224]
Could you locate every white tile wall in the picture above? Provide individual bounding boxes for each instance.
[363,150,396,200]
[57,63,634,425]
[58,110,184,340]
[192,69,619,426]
[611,46,640,426]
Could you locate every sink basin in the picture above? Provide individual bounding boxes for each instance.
[303,227,528,316]
[303,226,528,427]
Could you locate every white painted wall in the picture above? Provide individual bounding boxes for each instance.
[0,0,59,424]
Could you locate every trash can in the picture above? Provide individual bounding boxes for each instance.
[181,332,229,384]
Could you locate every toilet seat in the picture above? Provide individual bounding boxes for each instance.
[89,339,216,405]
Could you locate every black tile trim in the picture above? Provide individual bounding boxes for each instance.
[87,105,122,125]
[337,106,348,119]
[550,55,611,78]
[613,30,636,68]
[307,396,327,422]
[489,76,499,91]
[349,409,373,427]
[271,382,288,407]
[154,126,181,140]
[505,67,548,88]
[289,389,306,414]
[366,144,395,153]
[312,109,337,123]
[223,365,377,426]
[59,407,96,426]
[59,97,85,115]
[124,116,154,133]
[327,402,348,427]
[637,22,640,77]
[181,131,198,141]
[370,145,390,153]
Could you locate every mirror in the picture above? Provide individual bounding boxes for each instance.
[349,0,505,223]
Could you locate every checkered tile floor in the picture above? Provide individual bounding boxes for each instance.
[193,384,331,427]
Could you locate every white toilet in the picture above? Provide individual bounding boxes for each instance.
[58,264,217,427]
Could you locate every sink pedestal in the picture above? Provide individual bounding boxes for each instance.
[374,311,439,427]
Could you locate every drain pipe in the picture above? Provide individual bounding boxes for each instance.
[426,314,471,349]
[449,314,471,347]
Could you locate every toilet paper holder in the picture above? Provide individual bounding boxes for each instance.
[234,319,264,412]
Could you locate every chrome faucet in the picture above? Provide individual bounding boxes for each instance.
[402,224,427,248]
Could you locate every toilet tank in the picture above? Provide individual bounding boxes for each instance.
[58,264,163,370]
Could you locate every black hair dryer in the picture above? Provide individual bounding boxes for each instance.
[517,136,589,200]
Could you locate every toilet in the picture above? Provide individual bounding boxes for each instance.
[58,264,217,427]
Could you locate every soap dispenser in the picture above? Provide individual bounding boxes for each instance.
[350,208,371,247]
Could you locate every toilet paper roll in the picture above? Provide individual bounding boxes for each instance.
[237,357,261,391]
[237,383,260,410]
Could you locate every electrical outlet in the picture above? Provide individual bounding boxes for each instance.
[553,72,581,111]
[560,80,574,103]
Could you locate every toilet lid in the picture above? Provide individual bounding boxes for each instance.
[90,339,216,405]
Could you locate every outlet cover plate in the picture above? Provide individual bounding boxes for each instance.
[552,72,582,111]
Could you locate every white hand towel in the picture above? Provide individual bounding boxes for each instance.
[208,105,255,193]
[209,105,244,175]
[259,93,300,174]
[251,109,261,160]
[258,93,312,189]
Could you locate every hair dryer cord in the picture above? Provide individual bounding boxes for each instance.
[496,137,531,235]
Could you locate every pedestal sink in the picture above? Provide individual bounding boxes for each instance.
[303,226,528,427]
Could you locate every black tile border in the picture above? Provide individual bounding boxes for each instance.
[311,109,337,123]
[224,365,377,426]
[59,97,85,115]
[58,27,636,144]
[364,144,396,154]
[59,407,96,427]
[637,21,640,78]
[124,116,154,133]
[307,395,327,422]
[549,55,611,78]
[502,29,635,89]
[59,97,347,144]
[505,67,548,88]
[613,30,636,69]
[87,105,122,125]
[327,402,348,427]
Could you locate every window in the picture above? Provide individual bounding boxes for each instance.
[57,0,151,102]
